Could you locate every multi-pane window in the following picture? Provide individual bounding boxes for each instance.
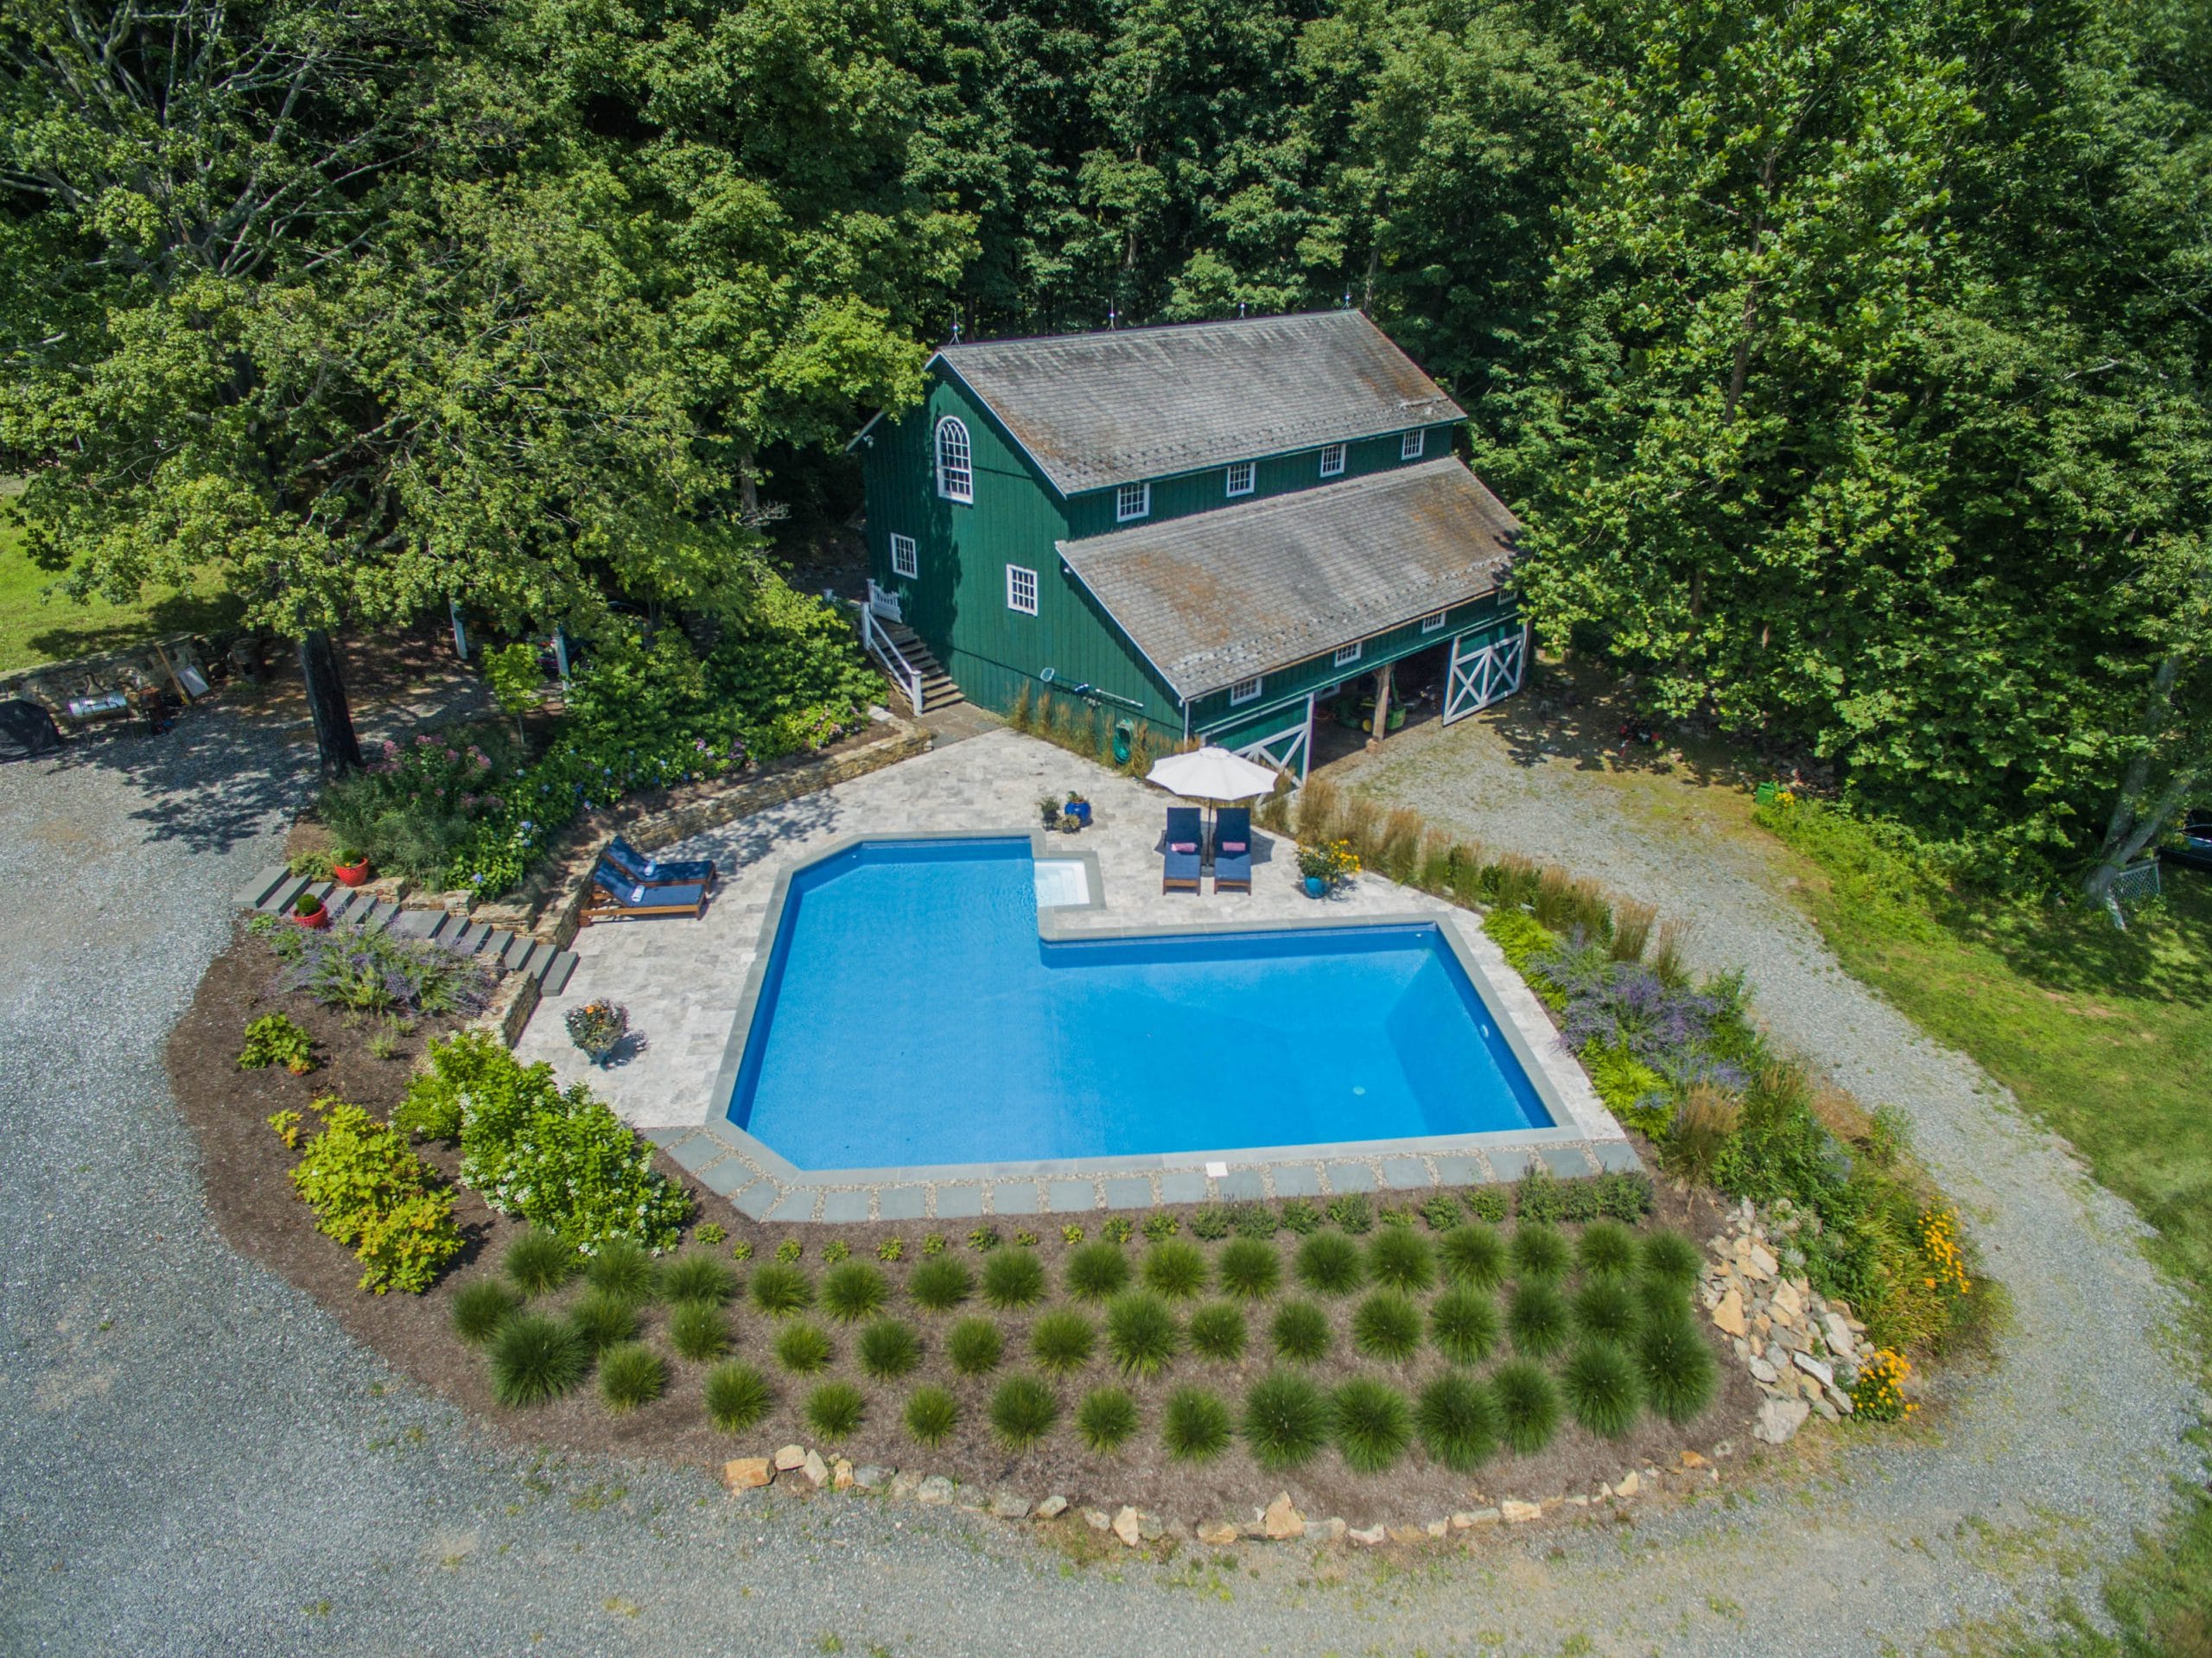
[1421,610,1446,633]
[1229,675,1262,705]
[935,417,973,502]
[890,533,918,579]
[1333,641,1363,667]
[1400,429,1426,460]
[1225,461,1255,498]
[1116,481,1151,522]
[1006,564,1039,615]
[1319,442,1346,478]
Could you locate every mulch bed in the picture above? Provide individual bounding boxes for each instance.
[173,925,1765,1528]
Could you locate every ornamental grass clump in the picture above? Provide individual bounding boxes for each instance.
[773,1321,833,1375]
[904,1386,959,1445]
[1270,1299,1332,1363]
[989,1375,1059,1449]
[571,1290,641,1355]
[488,1314,585,1407]
[805,1381,865,1440]
[1440,1224,1508,1289]
[504,1229,577,1297]
[1077,1386,1140,1452]
[1576,1220,1638,1279]
[452,1280,520,1345]
[1507,1281,1572,1357]
[597,1342,666,1413]
[859,1318,922,1381]
[906,1255,973,1312]
[982,1248,1048,1310]
[1105,1292,1180,1378]
[1351,1291,1422,1363]
[947,1318,1004,1376]
[661,1253,737,1305]
[1161,1387,1233,1462]
[1428,1288,1500,1365]
[749,1262,813,1318]
[1242,1372,1329,1471]
[1491,1359,1560,1454]
[703,1363,772,1433]
[1029,1310,1096,1375]
[1637,1314,1720,1422]
[1295,1232,1364,1296]
[1186,1302,1248,1363]
[1561,1341,1643,1438]
[1573,1278,1641,1343]
[1332,1378,1414,1473]
[1217,1237,1281,1300]
[1367,1228,1435,1293]
[822,1261,891,1324]
[1414,1374,1497,1472]
[1063,1242,1129,1301]
[1639,1229,1704,1293]
[669,1299,732,1362]
[1141,1240,1208,1300]
[583,1238,659,1302]
[1510,1223,1570,1283]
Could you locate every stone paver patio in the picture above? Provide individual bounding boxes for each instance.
[515,728,1631,1220]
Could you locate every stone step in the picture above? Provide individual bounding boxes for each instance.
[447,919,492,954]
[385,906,446,941]
[261,873,310,914]
[540,950,578,995]
[353,898,397,931]
[500,933,537,970]
[480,928,515,962]
[235,865,292,908]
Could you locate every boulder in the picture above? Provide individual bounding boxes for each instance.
[917,1475,956,1506]
[1348,1524,1389,1547]
[1111,1507,1143,1547]
[1501,1500,1543,1524]
[1197,1521,1241,1547]
[1613,1471,1640,1499]
[887,1472,920,1502]
[989,1492,1031,1520]
[852,1464,894,1491]
[1793,1351,1835,1388]
[1262,1493,1305,1540]
[721,1458,774,1492]
[1712,1288,1748,1337]
[1388,1527,1431,1546]
[1753,1397,1811,1445]
[831,1458,855,1491]
[802,1451,831,1489]
[773,1445,808,1472]
[1082,1509,1113,1532]
[1034,1495,1069,1520]
[1312,1517,1348,1542]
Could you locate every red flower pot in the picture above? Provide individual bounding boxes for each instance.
[291,902,330,931]
[332,859,371,887]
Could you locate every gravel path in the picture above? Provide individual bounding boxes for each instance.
[1,702,2200,1657]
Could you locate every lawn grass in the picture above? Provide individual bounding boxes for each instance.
[0,499,243,675]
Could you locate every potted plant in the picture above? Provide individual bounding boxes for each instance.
[1037,793,1062,830]
[291,889,330,930]
[1296,839,1360,899]
[1064,791,1091,829]
[331,848,372,887]
[565,1000,629,1067]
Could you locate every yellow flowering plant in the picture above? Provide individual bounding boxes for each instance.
[1852,1347,1915,1421]
[1916,1204,1972,1298]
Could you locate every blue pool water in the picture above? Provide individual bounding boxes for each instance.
[728,839,1554,1171]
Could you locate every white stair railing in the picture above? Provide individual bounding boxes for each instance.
[861,606,927,715]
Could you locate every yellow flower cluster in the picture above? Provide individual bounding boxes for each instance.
[1852,1347,1915,1422]
[1917,1204,1971,1297]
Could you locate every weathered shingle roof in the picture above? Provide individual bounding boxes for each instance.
[1057,459,1517,700]
[936,310,1464,496]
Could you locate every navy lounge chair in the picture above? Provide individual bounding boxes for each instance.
[1162,805,1204,893]
[603,834,716,891]
[582,859,710,925]
[1212,806,1253,893]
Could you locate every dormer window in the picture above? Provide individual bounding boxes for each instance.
[1333,641,1363,667]
[1225,461,1255,498]
[1116,481,1150,522]
[1319,442,1346,478]
[936,417,973,502]
[1230,675,1262,705]
[1400,429,1426,460]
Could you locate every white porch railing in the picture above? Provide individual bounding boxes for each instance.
[861,605,927,715]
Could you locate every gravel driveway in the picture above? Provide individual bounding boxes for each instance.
[1,700,2200,1657]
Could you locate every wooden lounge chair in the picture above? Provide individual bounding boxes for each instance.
[1212,806,1253,894]
[604,834,716,891]
[1162,805,1204,893]
[581,859,710,925]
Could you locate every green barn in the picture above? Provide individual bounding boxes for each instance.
[850,309,1527,777]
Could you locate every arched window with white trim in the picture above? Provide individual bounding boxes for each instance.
[935,416,974,503]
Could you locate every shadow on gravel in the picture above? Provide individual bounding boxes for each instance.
[35,702,308,854]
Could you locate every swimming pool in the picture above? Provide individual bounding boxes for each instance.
[726,837,1555,1172]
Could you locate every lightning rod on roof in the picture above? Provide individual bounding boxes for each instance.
[1108,305,1118,330]
[950,321,963,343]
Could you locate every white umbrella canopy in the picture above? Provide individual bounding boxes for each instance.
[1145,745,1281,803]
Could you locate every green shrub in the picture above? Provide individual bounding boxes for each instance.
[1576,1221,1638,1279]
[1440,1224,1509,1289]
[858,1318,922,1381]
[488,1314,586,1407]
[1230,1203,1280,1239]
[947,1317,1004,1376]
[1064,1242,1130,1301]
[252,912,490,1021]
[1332,1378,1414,1473]
[1077,1386,1140,1452]
[1639,1229,1704,1292]
[981,1248,1047,1310]
[238,1013,315,1074]
[904,1385,958,1445]
[1141,1212,1179,1242]
[1419,1192,1463,1230]
[1597,1171,1655,1221]
[1561,1341,1643,1438]
[661,1254,737,1305]
[504,1229,577,1296]
[1243,1372,1330,1471]
[1573,1278,1640,1343]
[1368,1228,1436,1293]
[1030,1310,1096,1375]
[1186,1302,1248,1363]
[598,1342,667,1413]
[907,1256,974,1311]
[806,1381,866,1440]
[1429,1288,1500,1365]
[750,1262,814,1318]
[1510,1223,1570,1283]
[452,1280,520,1345]
[1325,1192,1373,1234]
[1351,1291,1422,1362]
[1637,1314,1720,1422]
[1161,1387,1233,1461]
[571,1290,641,1355]
[1217,1237,1281,1300]
[584,1239,659,1302]
[1189,1205,1233,1241]
[989,1375,1059,1449]
[703,1362,772,1433]
[1465,1189,1510,1224]
[823,1261,891,1324]
[1507,1282,1571,1357]
[1140,1240,1208,1300]
[1415,1374,1497,1472]
[1270,1299,1332,1363]
[773,1321,833,1375]
[284,1098,463,1294]
[669,1299,731,1362]
[1278,1198,1323,1235]
[1295,1232,1364,1296]
[1105,1292,1180,1377]
[1491,1360,1560,1454]
[1101,1217,1134,1244]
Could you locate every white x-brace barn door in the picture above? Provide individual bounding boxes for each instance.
[1443,625,1528,725]
[1230,693,1316,780]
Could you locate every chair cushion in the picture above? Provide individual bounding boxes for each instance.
[1220,841,1247,854]
[1170,842,1197,854]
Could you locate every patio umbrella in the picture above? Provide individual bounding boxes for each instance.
[1145,746,1281,804]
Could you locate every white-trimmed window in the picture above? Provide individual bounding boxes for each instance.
[1229,675,1262,705]
[1006,563,1039,615]
[1421,609,1446,633]
[1225,461,1255,498]
[890,533,918,579]
[1116,481,1150,522]
[1319,442,1346,478]
[935,416,973,503]
[1400,429,1426,460]
[1333,640,1363,667]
